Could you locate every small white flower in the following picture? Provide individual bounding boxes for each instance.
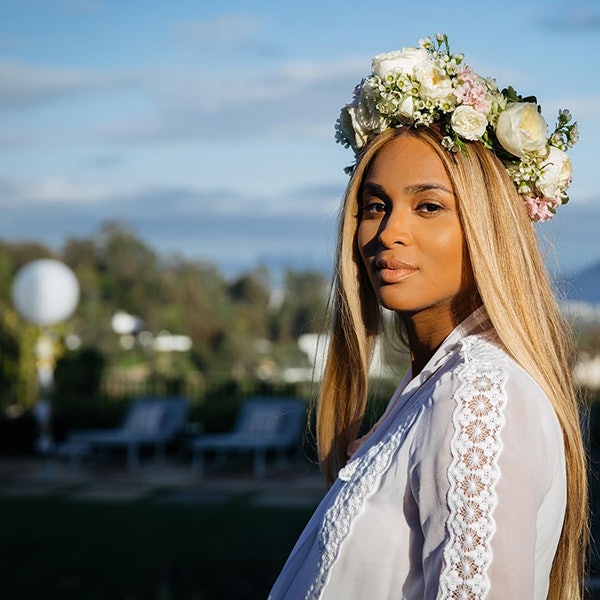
[396,95,415,121]
[568,123,579,146]
[442,136,456,150]
[440,97,458,113]
[495,102,548,157]
[559,109,571,120]
[450,105,488,140]
[550,132,566,151]
[419,36,433,49]
[376,97,397,116]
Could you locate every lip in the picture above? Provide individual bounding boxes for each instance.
[374,257,418,284]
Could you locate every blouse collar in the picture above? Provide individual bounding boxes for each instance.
[406,305,492,390]
[347,307,494,461]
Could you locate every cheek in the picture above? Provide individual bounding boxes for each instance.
[426,226,467,276]
[356,221,374,260]
[444,229,470,285]
[432,222,464,255]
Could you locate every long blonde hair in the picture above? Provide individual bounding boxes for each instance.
[317,126,588,599]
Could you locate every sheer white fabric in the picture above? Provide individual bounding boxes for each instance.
[269,308,567,600]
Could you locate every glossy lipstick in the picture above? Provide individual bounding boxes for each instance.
[374,258,417,284]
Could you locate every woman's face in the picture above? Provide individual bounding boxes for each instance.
[357,134,475,323]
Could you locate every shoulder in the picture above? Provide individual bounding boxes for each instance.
[419,330,562,460]
[418,330,510,428]
[458,330,561,435]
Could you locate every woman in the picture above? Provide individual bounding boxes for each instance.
[269,34,586,599]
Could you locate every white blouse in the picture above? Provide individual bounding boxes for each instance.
[269,308,567,600]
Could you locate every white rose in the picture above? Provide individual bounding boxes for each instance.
[337,104,370,150]
[450,105,488,140]
[371,47,429,79]
[356,88,386,132]
[413,60,453,101]
[536,146,572,199]
[495,102,548,157]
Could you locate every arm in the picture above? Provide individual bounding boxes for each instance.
[411,357,566,600]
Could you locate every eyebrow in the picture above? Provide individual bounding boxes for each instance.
[361,181,454,197]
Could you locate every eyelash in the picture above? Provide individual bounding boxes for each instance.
[417,202,443,214]
[360,200,444,216]
[361,200,386,214]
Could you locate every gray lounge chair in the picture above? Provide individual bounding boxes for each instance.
[190,397,307,476]
[59,396,190,469]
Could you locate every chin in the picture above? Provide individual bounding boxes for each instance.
[375,291,413,313]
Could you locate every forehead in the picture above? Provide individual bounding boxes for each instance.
[363,135,453,190]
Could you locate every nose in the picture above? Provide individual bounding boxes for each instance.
[377,207,410,248]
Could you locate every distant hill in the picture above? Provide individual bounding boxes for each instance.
[557,261,600,305]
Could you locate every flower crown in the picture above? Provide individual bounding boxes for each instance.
[335,34,578,222]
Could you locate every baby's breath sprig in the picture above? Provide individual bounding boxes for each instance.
[550,110,579,151]
[419,33,464,74]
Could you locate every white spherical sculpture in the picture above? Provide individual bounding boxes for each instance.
[11,259,80,326]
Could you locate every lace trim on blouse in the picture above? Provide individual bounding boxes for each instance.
[438,336,508,599]
[304,398,423,600]
[304,333,508,600]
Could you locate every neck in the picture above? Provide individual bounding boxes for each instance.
[403,297,480,376]
[404,314,453,376]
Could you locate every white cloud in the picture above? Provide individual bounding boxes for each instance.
[0,175,342,217]
[99,56,363,143]
[0,59,136,108]
[172,13,283,60]
[177,57,362,109]
[0,176,340,275]
[541,2,600,30]
[0,176,129,206]
[0,52,363,146]
[544,95,600,120]
[174,14,264,48]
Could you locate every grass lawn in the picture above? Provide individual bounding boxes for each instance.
[0,494,314,600]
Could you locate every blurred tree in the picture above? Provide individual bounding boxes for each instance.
[167,258,235,374]
[1,242,54,272]
[0,243,49,409]
[0,305,21,408]
[0,223,339,414]
[0,245,18,408]
[226,267,274,377]
[95,222,163,319]
[0,308,39,409]
[273,269,329,341]
[0,243,15,301]
[228,266,271,337]
[64,224,174,356]
[63,236,113,353]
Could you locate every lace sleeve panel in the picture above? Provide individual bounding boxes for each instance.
[437,352,508,600]
[433,339,565,600]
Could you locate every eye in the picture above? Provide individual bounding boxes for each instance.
[361,199,387,217]
[416,202,444,214]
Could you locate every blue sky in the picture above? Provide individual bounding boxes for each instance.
[1,0,599,277]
